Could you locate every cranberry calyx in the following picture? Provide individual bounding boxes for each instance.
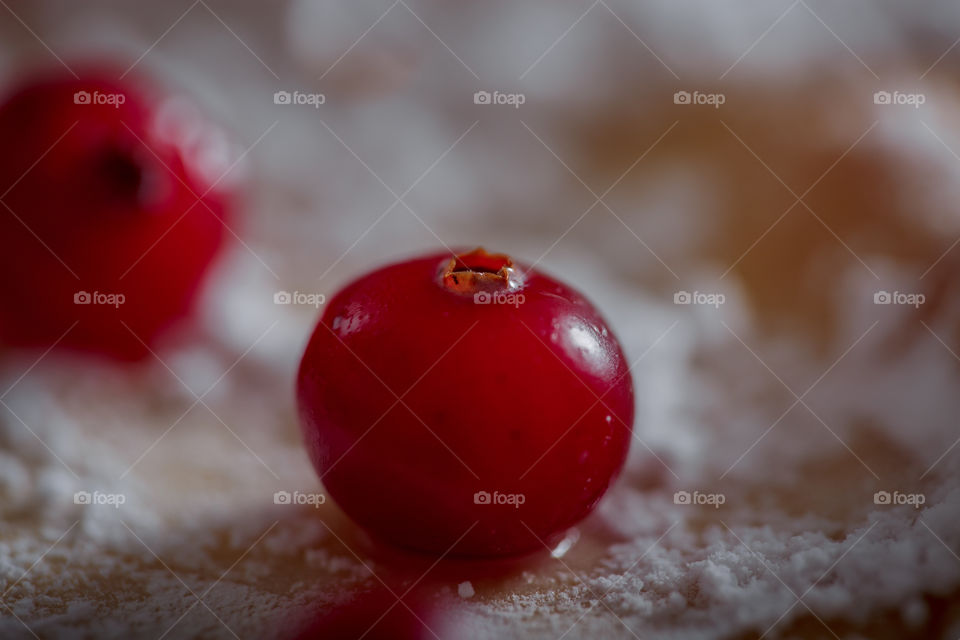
[439,247,523,295]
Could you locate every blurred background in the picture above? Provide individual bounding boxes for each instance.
[0,1,959,638]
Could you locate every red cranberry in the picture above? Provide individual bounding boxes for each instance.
[0,67,234,360]
[297,248,634,556]
[291,582,441,640]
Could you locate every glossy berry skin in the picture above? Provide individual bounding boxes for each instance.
[0,68,233,360]
[297,248,634,556]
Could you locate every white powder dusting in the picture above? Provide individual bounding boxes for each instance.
[458,582,475,599]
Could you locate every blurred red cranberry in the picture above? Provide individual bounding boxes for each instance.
[292,582,441,640]
[0,67,236,360]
